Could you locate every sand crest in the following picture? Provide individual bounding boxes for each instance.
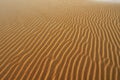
[0,0,120,80]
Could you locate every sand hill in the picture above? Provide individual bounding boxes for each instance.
[0,0,120,80]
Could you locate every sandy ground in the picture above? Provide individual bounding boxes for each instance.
[0,0,120,80]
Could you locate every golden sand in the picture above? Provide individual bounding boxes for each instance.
[0,0,120,80]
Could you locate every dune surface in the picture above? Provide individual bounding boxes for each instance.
[0,0,120,80]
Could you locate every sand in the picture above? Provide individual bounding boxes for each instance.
[0,0,120,80]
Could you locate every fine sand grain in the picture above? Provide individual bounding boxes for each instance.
[0,0,120,80]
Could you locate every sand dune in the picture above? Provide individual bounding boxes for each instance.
[0,0,120,80]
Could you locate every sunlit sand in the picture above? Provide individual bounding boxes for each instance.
[93,0,120,3]
[0,0,120,80]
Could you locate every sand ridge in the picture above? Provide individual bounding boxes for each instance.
[0,0,120,80]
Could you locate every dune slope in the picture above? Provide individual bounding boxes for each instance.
[0,1,120,80]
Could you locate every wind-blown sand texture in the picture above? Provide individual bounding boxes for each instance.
[0,0,120,80]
